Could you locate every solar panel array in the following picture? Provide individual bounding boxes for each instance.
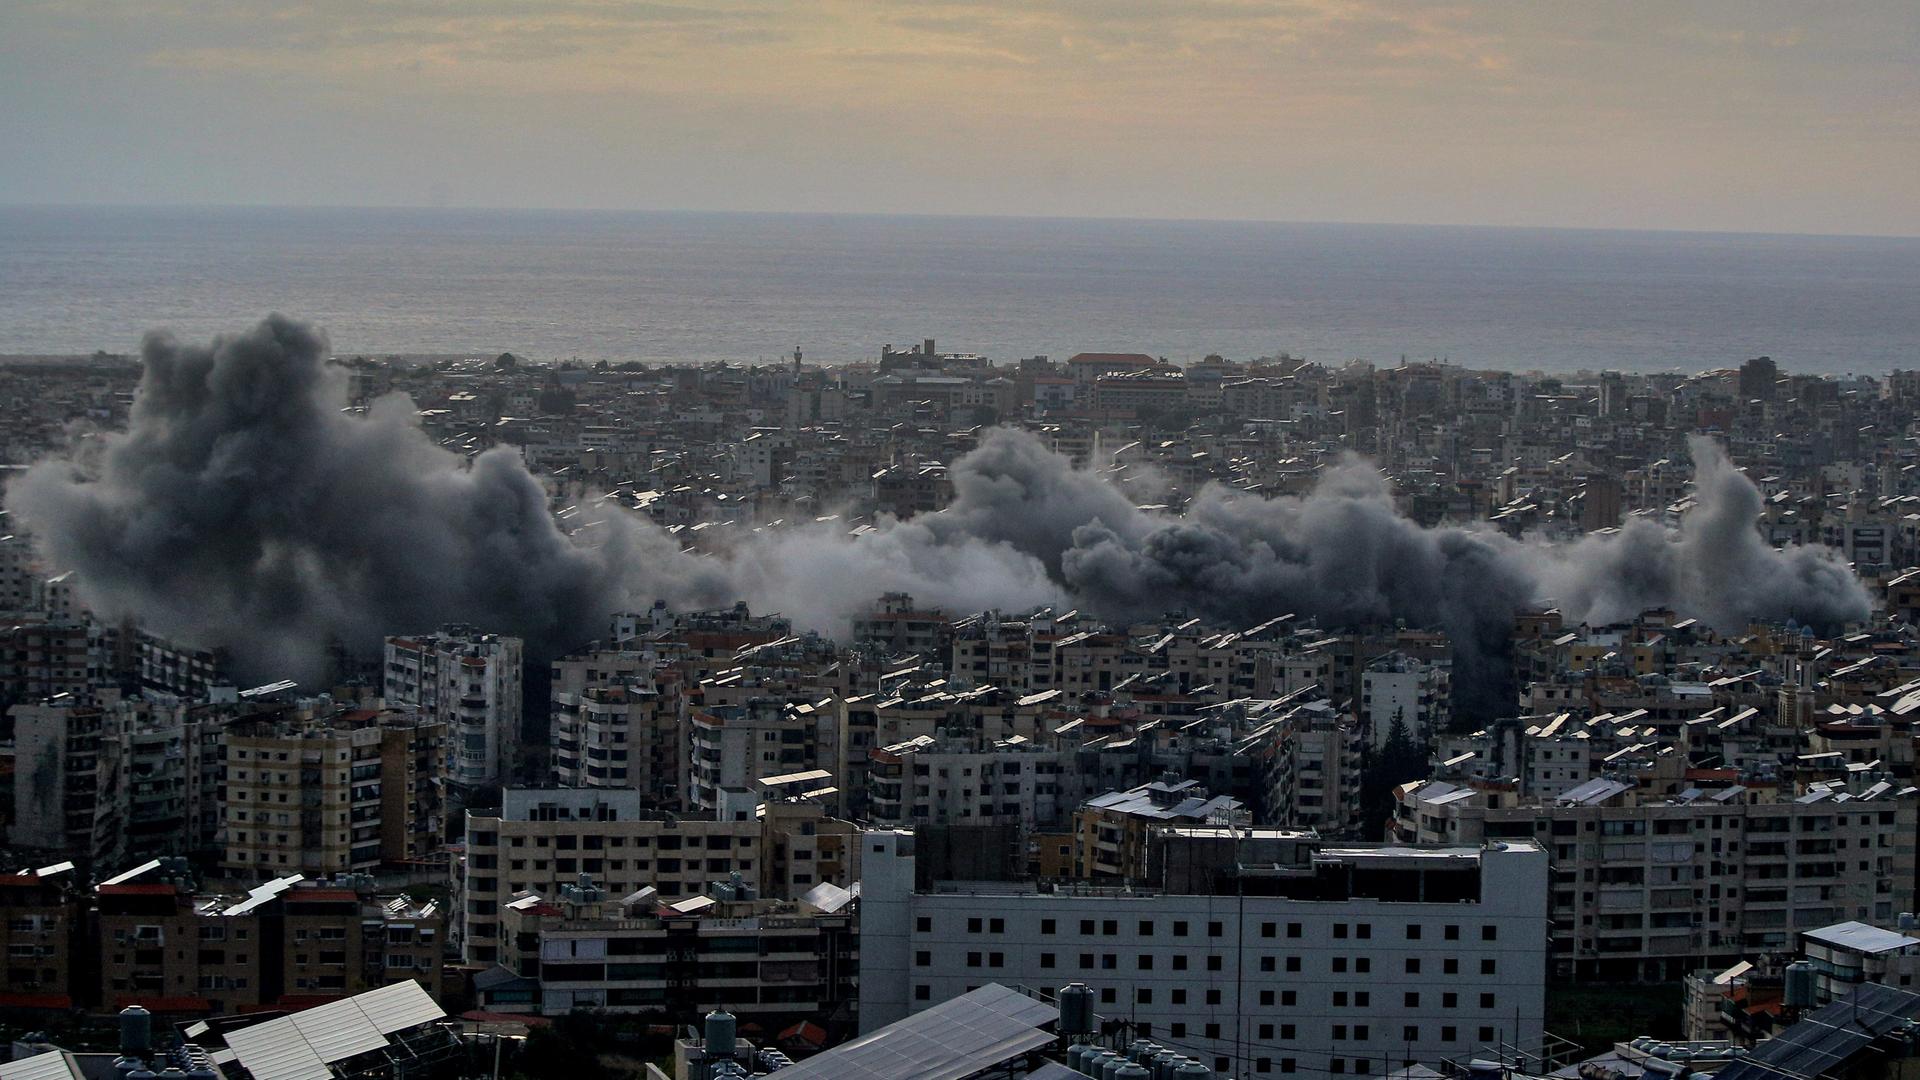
[768,984,1058,1080]
[0,1051,82,1080]
[1712,983,1920,1080]
[225,981,446,1080]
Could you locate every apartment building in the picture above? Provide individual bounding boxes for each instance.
[456,788,859,965]
[861,828,1550,1080]
[1394,778,1918,980]
[222,708,445,877]
[93,867,442,1014]
[866,734,1082,832]
[1239,698,1367,836]
[549,651,688,804]
[485,881,855,1019]
[1072,780,1242,880]
[687,698,819,812]
[383,628,524,790]
[0,865,77,1009]
[1360,651,1451,750]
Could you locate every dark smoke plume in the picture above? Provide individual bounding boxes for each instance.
[933,431,1868,717]
[6,316,732,678]
[10,317,1872,717]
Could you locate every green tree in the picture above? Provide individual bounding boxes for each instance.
[1359,709,1430,838]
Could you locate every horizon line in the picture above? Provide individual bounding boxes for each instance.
[4,199,1918,244]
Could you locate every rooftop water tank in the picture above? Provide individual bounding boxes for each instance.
[1059,984,1095,1038]
[1785,962,1818,1009]
[705,1010,738,1060]
[120,1006,152,1057]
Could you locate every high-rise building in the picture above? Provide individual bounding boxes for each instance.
[221,707,445,878]
[383,628,523,791]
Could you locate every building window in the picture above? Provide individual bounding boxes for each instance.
[1174,921,1190,937]
[968,918,982,933]
[1482,959,1497,975]
[1482,925,1498,941]
[1139,955,1154,970]
[1404,1026,1419,1042]
[1041,953,1056,969]
[1481,993,1496,1009]
[1209,921,1223,937]
[1288,922,1302,938]
[1262,922,1276,938]
[1407,924,1423,940]
[915,985,931,1000]
[1140,920,1154,936]
[917,917,932,933]
[915,950,930,966]
[966,952,982,967]
[1334,924,1348,939]
[1445,924,1460,940]
[1406,958,1421,974]
[1042,919,1057,934]
[1404,992,1420,1008]
[1207,990,1221,1006]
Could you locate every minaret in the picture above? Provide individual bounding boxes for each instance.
[793,346,802,379]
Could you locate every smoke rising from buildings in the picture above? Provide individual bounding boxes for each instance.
[7,316,1871,713]
[5,317,735,677]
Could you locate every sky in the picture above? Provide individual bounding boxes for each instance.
[1,1,1916,236]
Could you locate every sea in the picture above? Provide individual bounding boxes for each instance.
[2,205,1917,374]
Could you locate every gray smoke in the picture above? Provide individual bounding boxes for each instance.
[921,427,1868,716]
[10,316,1872,716]
[7,316,733,678]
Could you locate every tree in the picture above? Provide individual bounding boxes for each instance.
[1359,708,1430,838]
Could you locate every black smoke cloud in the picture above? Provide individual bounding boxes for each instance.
[10,317,1872,716]
[6,316,733,677]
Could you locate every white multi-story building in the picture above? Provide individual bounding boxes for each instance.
[1360,652,1451,750]
[384,628,523,791]
[860,828,1550,1080]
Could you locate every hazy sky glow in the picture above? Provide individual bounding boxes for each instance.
[2,1,1916,234]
